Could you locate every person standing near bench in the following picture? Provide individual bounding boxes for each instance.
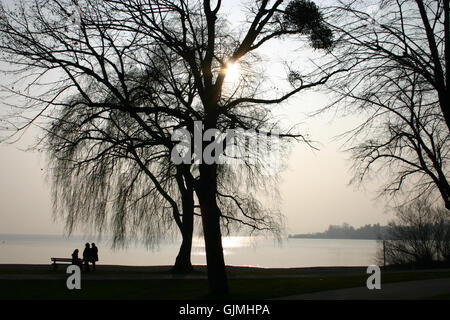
[90,243,99,271]
[83,243,91,272]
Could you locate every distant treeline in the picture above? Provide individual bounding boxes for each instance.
[289,223,389,240]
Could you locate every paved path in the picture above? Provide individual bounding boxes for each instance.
[277,278,450,300]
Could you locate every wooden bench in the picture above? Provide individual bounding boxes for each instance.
[51,257,80,270]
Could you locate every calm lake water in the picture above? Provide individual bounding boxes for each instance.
[0,234,380,268]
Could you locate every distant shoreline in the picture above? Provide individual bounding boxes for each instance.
[289,223,389,240]
[288,236,381,240]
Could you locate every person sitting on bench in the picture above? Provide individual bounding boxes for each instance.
[71,249,82,267]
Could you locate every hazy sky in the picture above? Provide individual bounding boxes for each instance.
[0,0,393,236]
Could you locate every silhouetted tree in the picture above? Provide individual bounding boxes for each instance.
[105,0,337,294]
[323,0,450,209]
[42,47,286,273]
[381,199,450,266]
[0,0,336,294]
[346,71,450,208]
[44,79,285,274]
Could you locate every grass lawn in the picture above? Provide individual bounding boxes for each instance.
[426,292,450,300]
[1,270,450,300]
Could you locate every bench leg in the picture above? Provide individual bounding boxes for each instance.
[52,262,57,271]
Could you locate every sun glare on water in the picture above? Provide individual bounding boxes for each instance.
[192,236,256,257]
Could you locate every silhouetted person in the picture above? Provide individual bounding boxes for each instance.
[71,249,81,267]
[90,243,98,271]
[83,243,90,272]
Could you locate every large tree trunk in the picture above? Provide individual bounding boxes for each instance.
[197,163,228,295]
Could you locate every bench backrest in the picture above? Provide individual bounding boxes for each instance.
[51,258,73,262]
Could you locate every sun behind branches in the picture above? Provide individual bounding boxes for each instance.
[224,61,240,84]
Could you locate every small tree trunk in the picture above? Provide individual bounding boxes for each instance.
[172,184,195,274]
[172,228,194,273]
